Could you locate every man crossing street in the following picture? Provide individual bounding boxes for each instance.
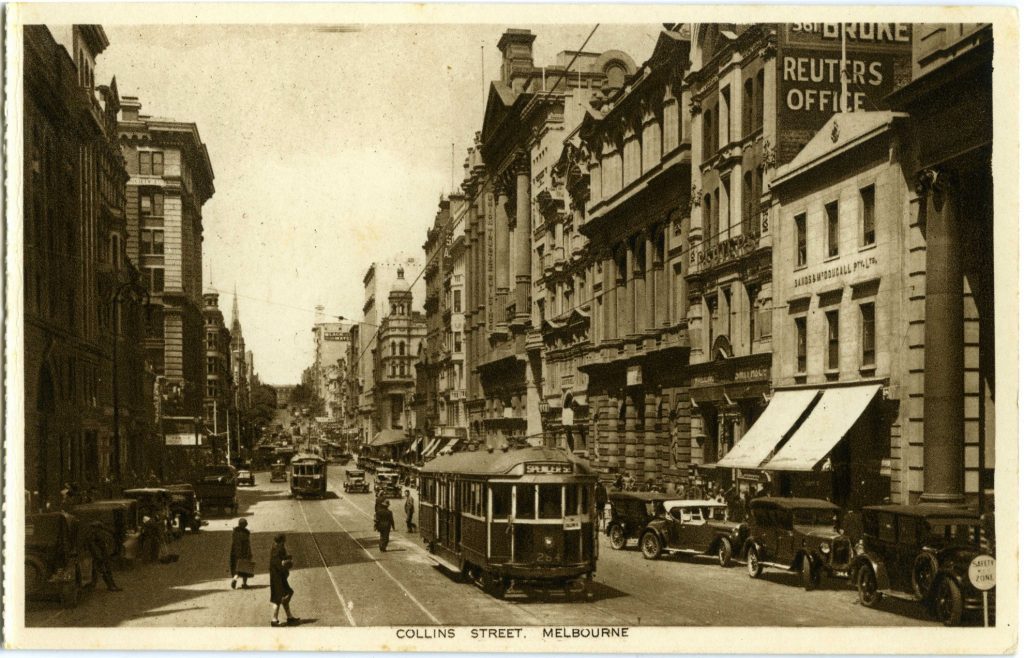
[375,499,396,552]
[403,489,416,532]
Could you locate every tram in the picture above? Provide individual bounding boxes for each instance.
[418,446,598,599]
[290,453,328,498]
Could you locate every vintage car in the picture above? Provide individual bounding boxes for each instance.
[375,469,403,498]
[163,483,206,533]
[744,497,852,590]
[270,462,288,483]
[639,500,747,566]
[193,464,238,515]
[850,504,994,626]
[26,512,96,608]
[605,492,676,550]
[343,469,370,494]
[122,488,173,523]
[69,499,139,556]
[237,469,256,487]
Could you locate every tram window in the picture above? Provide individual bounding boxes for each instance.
[580,485,590,514]
[565,485,579,516]
[539,485,562,519]
[472,483,483,516]
[516,485,536,519]
[492,485,512,518]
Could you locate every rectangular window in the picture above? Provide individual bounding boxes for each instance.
[207,357,216,374]
[454,332,462,353]
[795,213,807,266]
[826,309,840,371]
[861,303,876,367]
[795,316,807,373]
[743,171,754,234]
[747,285,758,353]
[152,230,164,255]
[743,78,753,137]
[826,200,840,258]
[152,151,164,176]
[720,86,731,145]
[539,485,562,519]
[492,484,511,518]
[515,484,535,519]
[861,185,876,246]
[140,151,164,176]
[140,191,163,218]
[754,70,764,131]
[141,230,153,254]
[453,289,462,313]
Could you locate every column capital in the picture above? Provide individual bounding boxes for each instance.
[916,167,958,198]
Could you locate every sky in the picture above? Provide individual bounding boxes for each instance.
[96,23,662,384]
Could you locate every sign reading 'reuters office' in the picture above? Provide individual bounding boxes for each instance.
[776,24,912,163]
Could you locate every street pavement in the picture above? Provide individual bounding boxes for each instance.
[26,467,938,627]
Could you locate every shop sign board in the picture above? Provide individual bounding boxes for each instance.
[777,23,912,164]
[626,364,643,387]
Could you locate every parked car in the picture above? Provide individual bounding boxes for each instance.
[163,483,206,533]
[122,488,173,524]
[639,500,747,566]
[375,469,403,498]
[344,469,370,493]
[25,512,96,608]
[270,462,288,483]
[193,464,238,515]
[743,497,852,590]
[237,469,256,487]
[605,492,676,550]
[850,504,994,626]
[69,499,139,556]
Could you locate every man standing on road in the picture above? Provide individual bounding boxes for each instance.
[403,489,416,532]
[375,499,396,551]
[87,522,121,592]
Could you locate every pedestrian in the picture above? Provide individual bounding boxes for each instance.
[269,534,298,627]
[375,499,396,552]
[403,489,416,532]
[230,518,254,589]
[87,522,121,592]
[595,481,608,530]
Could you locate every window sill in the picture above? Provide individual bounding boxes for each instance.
[859,364,877,375]
[794,263,808,272]
[824,254,840,263]
[858,242,877,253]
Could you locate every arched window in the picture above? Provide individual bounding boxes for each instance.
[399,341,405,356]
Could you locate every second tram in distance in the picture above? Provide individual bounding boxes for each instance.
[418,446,598,599]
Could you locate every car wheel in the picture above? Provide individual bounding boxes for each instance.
[746,547,763,578]
[801,555,818,591]
[934,577,964,626]
[717,538,733,567]
[856,564,881,607]
[608,525,626,550]
[640,532,662,560]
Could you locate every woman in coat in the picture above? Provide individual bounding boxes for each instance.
[229,518,253,589]
[269,534,298,626]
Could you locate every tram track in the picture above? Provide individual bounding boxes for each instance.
[297,499,358,626]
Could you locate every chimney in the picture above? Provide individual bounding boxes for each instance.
[497,29,536,90]
[120,95,141,121]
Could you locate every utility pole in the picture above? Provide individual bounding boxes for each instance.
[227,406,233,466]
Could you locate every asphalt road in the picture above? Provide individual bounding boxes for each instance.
[26,466,939,628]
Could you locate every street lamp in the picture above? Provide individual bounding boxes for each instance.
[336,315,379,328]
[111,270,150,482]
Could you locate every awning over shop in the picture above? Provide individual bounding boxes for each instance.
[716,389,820,469]
[437,439,461,456]
[422,438,442,458]
[761,384,880,472]
[369,429,409,447]
[405,437,422,454]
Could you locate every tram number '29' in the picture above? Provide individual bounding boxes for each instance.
[524,463,574,475]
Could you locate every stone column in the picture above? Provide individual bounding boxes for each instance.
[920,170,965,505]
[495,187,511,330]
[624,395,637,475]
[604,253,618,341]
[514,164,532,323]
[643,392,659,479]
[624,240,636,336]
[661,227,672,326]
[645,232,657,331]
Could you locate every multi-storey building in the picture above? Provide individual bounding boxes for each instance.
[24,25,155,507]
[119,96,215,420]
[572,27,692,488]
[355,254,423,443]
[887,23,993,507]
[416,198,449,444]
[467,29,639,450]
[310,307,352,421]
[202,289,233,455]
[440,193,469,441]
[369,270,426,454]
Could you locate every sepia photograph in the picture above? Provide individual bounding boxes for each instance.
[3,4,1018,653]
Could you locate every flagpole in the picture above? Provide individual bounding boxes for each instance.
[840,23,849,113]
